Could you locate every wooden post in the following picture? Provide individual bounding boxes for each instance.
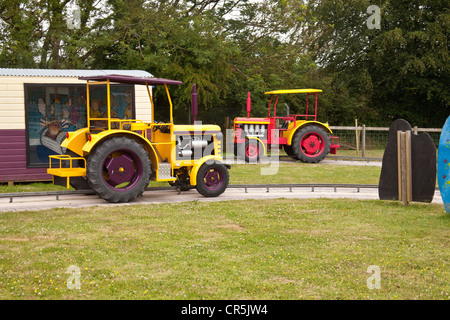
[397,130,412,205]
[225,116,230,129]
[355,119,359,154]
[362,124,366,158]
[405,130,412,203]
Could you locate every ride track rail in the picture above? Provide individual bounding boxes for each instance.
[224,154,383,163]
[0,183,382,203]
[278,155,382,162]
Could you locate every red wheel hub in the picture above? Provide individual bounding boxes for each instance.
[245,144,259,159]
[301,133,324,156]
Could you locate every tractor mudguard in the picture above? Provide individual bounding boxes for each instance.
[81,130,159,170]
[81,130,150,153]
[61,127,90,156]
[189,155,227,186]
[286,121,333,145]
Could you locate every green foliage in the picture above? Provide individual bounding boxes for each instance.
[308,0,449,127]
[0,0,447,127]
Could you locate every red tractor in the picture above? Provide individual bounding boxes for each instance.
[234,89,339,163]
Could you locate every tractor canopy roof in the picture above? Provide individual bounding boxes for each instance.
[264,89,322,95]
[79,74,183,86]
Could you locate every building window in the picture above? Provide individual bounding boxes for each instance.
[24,83,135,167]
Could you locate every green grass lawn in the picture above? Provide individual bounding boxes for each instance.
[1,157,446,300]
[229,162,381,185]
[0,162,382,193]
[0,199,448,300]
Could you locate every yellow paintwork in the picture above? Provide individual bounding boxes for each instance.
[264,89,323,95]
[214,133,222,158]
[47,155,87,188]
[189,155,224,186]
[81,129,147,153]
[81,129,161,176]
[130,122,148,131]
[283,121,332,145]
[61,127,90,156]
[173,124,222,132]
[171,124,223,168]
[59,121,225,185]
[49,76,226,189]
[234,119,270,125]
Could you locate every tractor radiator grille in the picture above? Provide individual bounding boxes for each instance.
[242,124,268,139]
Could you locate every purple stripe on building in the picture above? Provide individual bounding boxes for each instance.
[0,129,50,182]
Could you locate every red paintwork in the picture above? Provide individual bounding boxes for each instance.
[245,143,259,159]
[234,91,340,159]
[234,117,271,123]
[300,132,325,157]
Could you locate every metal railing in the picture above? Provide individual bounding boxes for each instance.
[0,183,380,203]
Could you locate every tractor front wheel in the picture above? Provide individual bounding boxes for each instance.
[196,161,229,197]
[86,137,151,203]
[292,126,330,163]
[242,139,262,162]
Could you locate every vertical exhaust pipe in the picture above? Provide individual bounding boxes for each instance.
[192,83,198,123]
[247,92,251,118]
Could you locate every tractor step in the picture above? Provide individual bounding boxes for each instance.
[158,163,175,180]
[47,155,86,178]
[47,155,87,188]
[47,167,86,177]
[330,136,340,155]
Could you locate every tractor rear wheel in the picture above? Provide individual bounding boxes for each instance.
[292,126,330,163]
[196,161,229,197]
[86,137,151,203]
[283,145,295,159]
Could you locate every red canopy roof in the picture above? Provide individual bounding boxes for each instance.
[79,74,183,86]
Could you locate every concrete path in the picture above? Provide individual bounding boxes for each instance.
[225,158,382,167]
[0,186,442,213]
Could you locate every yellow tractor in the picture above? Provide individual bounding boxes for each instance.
[47,74,229,203]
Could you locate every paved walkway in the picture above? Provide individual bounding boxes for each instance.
[225,158,382,167]
[0,186,442,213]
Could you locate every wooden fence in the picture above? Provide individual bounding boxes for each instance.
[330,125,442,157]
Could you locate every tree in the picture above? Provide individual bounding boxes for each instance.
[0,0,107,68]
[0,0,339,127]
[87,0,318,125]
[307,0,449,127]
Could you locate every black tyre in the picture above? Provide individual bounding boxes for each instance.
[283,144,295,159]
[86,137,151,203]
[291,126,330,163]
[196,161,229,197]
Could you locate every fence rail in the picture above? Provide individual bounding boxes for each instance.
[329,125,441,157]
[224,123,442,158]
[330,126,442,132]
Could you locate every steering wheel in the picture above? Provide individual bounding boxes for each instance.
[152,122,170,133]
[152,121,162,132]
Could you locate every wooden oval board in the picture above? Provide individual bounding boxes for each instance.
[437,116,450,213]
